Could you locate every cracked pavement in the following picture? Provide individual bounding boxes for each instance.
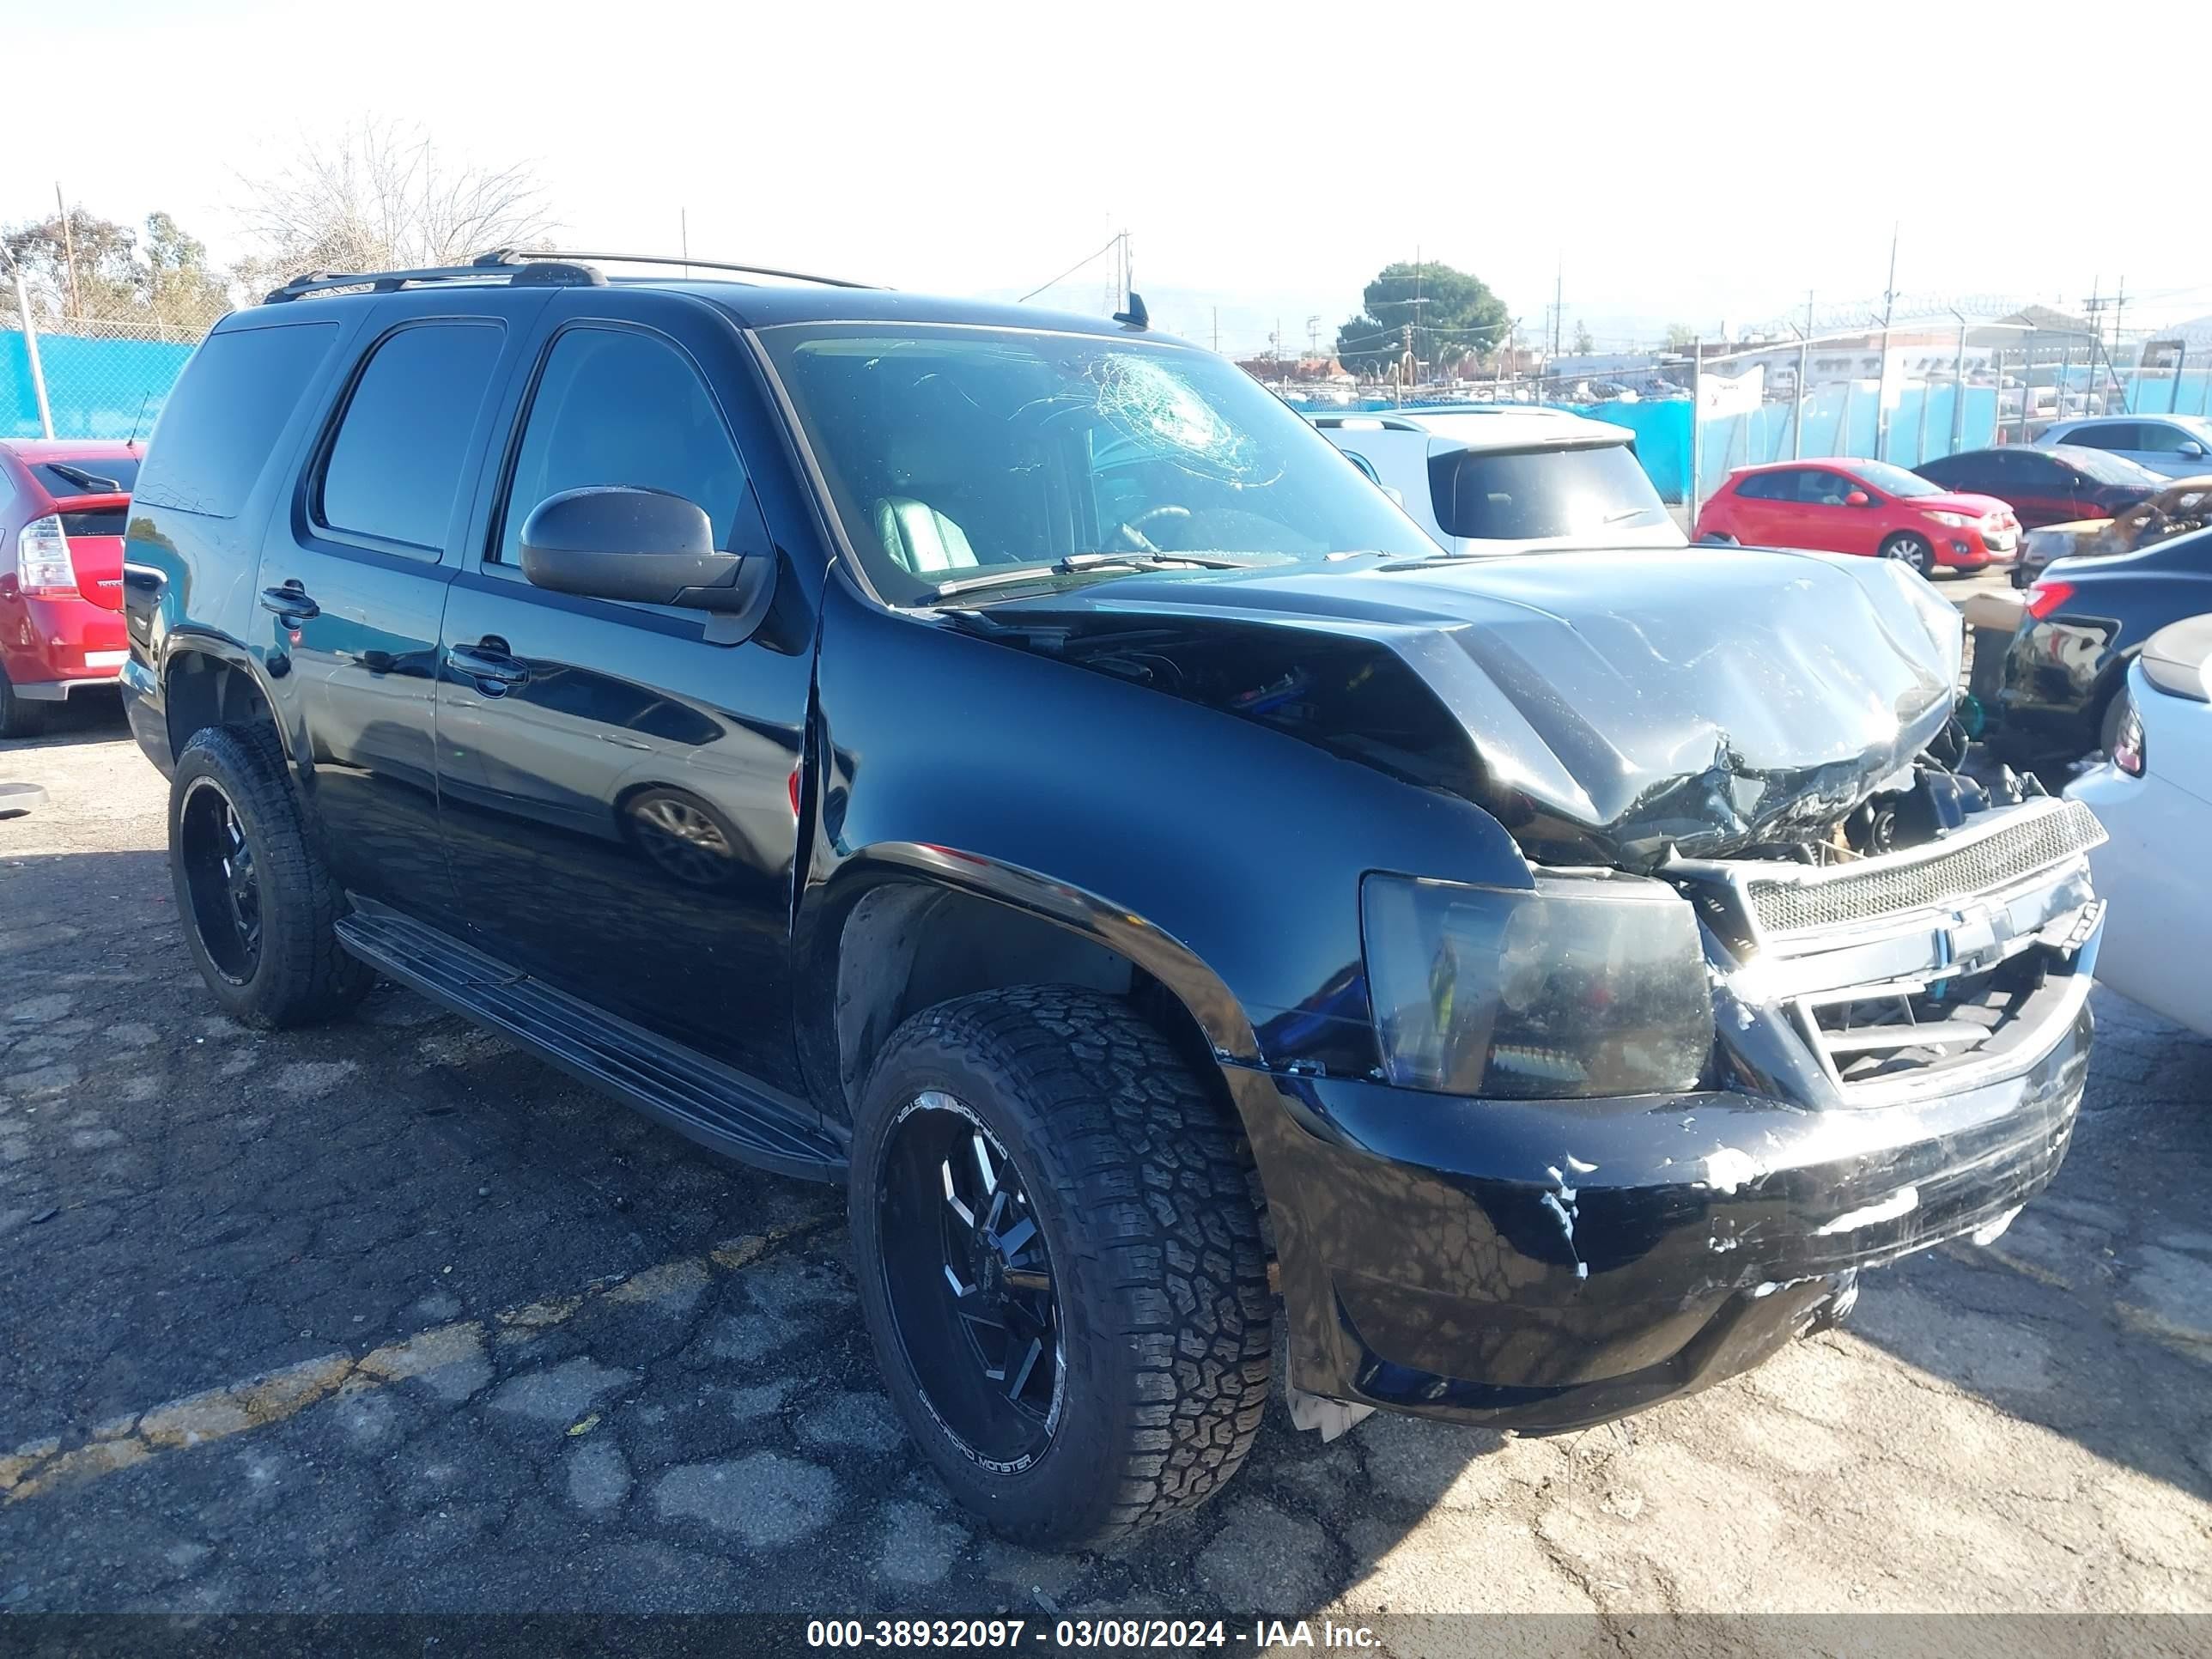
[3,702,2209,1620]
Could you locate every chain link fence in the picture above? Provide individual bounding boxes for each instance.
[2,302,221,441]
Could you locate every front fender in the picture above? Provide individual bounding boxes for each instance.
[799,577,1531,1081]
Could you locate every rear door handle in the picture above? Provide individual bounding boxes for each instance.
[445,639,531,693]
[259,583,320,623]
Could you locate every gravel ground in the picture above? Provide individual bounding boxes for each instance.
[3,699,2209,1622]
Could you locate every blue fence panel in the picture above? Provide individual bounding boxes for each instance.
[1571,399,1694,503]
[3,329,198,440]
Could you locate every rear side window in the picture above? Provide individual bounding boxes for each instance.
[2065,423,2138,451]
[134,323,338,520]
[1427,443,1668,540]
[1732,471,1790,500]
[318,321,507,554]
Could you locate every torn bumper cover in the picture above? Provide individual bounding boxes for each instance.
[1239,796,2103,1433]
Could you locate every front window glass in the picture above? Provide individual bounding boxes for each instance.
[497,327,750,564]
[758,325,1432,602]
[1848,460,1942,498]
[1427,443,1668,540]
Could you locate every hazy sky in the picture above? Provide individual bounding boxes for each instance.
[11,0,2210,352]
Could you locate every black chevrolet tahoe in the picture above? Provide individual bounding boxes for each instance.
[118,252,2107,1546]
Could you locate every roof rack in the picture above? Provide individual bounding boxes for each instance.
[261,258,605,305]
[471,248,878,290]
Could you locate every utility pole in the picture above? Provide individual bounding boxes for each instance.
[1875,224,1899,462]
[1796,289,1813,459]
[1211,307,1218,353]
[1553,260,1564,363]
[1307,314,1320,361]
[55,183,80,319]
[2112,275,2129,410]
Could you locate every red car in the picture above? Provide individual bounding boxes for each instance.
[1,439,136,737]
[1913,444,2165,532]
[1693,458,2019,577]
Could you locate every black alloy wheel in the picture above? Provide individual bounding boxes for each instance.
[878,1092,1063,1471]
[178,775,262,983]
[167,724,373,1029]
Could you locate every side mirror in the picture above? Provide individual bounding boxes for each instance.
[1381,485,1406,507]
[1844,489,1871,507]
[2177,441,2205,459]
[520,486,753,612]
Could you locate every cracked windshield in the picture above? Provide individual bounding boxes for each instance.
[760,325,1435,600]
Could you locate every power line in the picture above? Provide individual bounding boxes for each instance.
[1016,233,1123,305]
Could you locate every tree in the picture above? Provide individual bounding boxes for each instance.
[1571,320,1595,355]
[1335,261,1510,379]
[1664,322,1698,350]
[2,208,231,333]
[234,117,556,291]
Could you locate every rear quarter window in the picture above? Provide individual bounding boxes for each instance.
[134,322,340,520]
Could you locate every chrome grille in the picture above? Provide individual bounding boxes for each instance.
[1747,799,2105,936]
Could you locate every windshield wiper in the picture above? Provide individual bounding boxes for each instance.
[46,463,122,493]
[928,551,1270,602]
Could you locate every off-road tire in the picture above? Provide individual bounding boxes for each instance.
[849,986,1273,1547]
[1881,531,1937,577]
[169,724,374,1029]
[0,665,46,739]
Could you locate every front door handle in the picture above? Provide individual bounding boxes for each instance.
[446,639,531,693]
[259,583,320,623]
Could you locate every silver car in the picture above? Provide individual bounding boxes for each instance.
[2038,413,2212,479]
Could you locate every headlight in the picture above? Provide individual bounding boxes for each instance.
[1361,872,1714,1098]
[1929,511,1974,528]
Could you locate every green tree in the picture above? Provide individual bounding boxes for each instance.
[140,212,232,330]
[1335,261,1510,379]
[1664,322,1698,350]
[2,208,232,332]
[1572,320,1595,355]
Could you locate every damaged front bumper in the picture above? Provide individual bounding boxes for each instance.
[1241,794,2104,1434]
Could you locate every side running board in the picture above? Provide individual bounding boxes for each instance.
[335,902,847,1184]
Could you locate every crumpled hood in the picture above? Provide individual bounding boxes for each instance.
[954,547,1964,868]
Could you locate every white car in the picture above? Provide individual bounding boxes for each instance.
[1310,407,1685,556]
[2065,614,2212,1036]
[2039,414,2212,480]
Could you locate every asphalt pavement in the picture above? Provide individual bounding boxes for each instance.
[3,699,2209,1627]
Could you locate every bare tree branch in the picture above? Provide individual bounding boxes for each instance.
[234,117,557,289]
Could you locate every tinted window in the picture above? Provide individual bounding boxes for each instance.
[1428,443,1668,540]
[1733,471,1790,500]
[318,322,506,553]
[2002,451,2064,486]
[497,327,749,565]
[135,323,338,519]
[32,457,140,498]
[2064,422,2139,450]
